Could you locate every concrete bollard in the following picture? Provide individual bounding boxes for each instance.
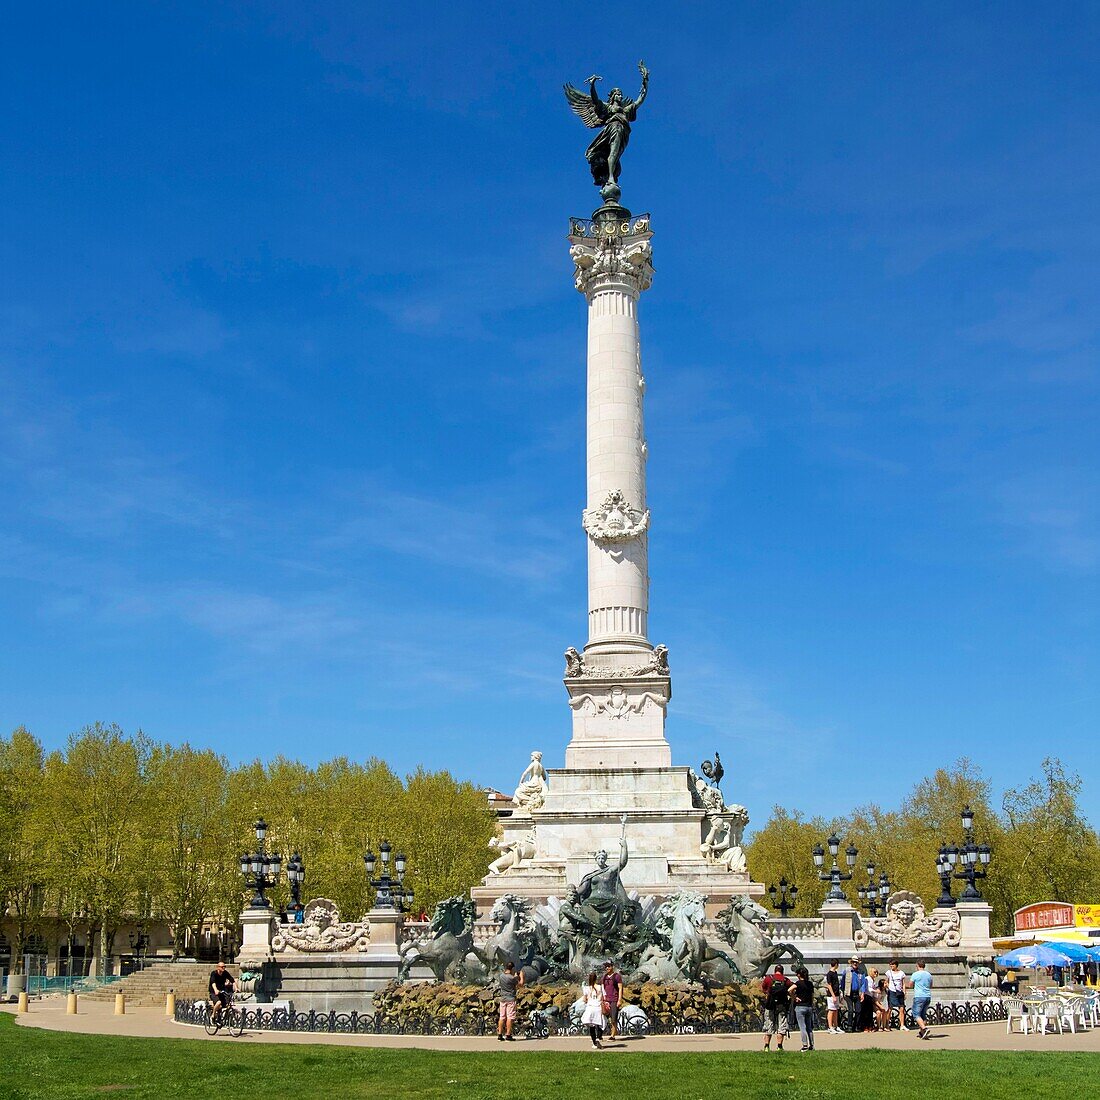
[67,992,78,1015]
[165,991,176,1017]
[114,992,126,1015]
[17,992,29,1013]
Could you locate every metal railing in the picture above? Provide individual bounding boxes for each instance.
[174,995,1008,1036]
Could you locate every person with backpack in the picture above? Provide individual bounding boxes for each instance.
[761,964,792,1051]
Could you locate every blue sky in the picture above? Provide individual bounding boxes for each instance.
[2,2,1098,827]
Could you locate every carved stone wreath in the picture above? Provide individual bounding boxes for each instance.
[853,890,961,949]
[271,898,371,954]
[564,643,669,679]
[583,489,650,543]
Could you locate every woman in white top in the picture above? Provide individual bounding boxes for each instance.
[581,970,607,1048]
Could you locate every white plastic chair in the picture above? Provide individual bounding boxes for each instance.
[1059,996,1086,1033]
[1005,998,1031,1035]
[1037,999,1064,1035]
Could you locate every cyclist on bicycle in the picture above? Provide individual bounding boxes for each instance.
[209,960,235,1022]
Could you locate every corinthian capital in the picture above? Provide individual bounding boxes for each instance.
[570,236,654,296]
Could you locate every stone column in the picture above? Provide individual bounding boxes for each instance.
[571,220,654,656]
[563,215,670,771]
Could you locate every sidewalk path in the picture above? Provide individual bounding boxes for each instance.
[8,999,1100,1053]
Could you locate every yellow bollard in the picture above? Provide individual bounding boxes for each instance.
[114,992,126,1016]
[165,991,176,1017]
[67,992,78,1015]
[17,992,28,1014]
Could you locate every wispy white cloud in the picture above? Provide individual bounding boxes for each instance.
[994,469,1100,574]
[316,479,573,587]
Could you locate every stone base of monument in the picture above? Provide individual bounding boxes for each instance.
[266,954,433,1013]
[475,765,764,915]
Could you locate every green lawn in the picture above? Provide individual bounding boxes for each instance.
[1,1014,1096,1099]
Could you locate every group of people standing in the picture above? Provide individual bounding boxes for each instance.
[763,956,936,1050]
[496,954,938,1049]
[497,958,626,1047]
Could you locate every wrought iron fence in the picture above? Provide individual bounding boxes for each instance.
[175,996,1007,1037]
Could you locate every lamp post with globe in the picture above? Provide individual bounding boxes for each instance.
[239,819,283,910]
[812,834,858,902]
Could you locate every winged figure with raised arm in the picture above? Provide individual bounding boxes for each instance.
[564,61,649,200]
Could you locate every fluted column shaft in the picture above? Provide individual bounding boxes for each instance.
[570,228,655,653]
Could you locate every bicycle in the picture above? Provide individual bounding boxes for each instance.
[205,991,245,1037]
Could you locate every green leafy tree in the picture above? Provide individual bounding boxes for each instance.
[744,807,840,916]
[0,728,48,972]
[993,758,1100,934]
[42,724,153,975]
[396,767,496,913]
[147,743,235,958]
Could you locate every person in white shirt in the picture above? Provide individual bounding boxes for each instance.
[580,970,607,1049]
[886,960,907,1029]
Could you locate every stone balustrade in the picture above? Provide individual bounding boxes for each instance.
[767,917,825,941]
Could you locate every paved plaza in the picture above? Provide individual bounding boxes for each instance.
[7,998,1100,1054]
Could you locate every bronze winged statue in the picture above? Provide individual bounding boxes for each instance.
[564,61,649,202]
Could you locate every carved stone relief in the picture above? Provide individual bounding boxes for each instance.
[582,489,650,543]
[568,685,668,719]
[570,236,654,295]
[270,898,371,954]
[563,644,669,679]
[853,890,962,949]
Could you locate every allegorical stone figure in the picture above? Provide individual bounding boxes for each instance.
[512,750,548,811]
[564,61,649,202]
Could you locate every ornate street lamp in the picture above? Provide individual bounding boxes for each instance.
[287,853,306,909]
[128,924,149,966]
[953,805,993,901]
[363,840,412,912]
[935,844,956,907]
[240,818,283,909]
[857,863,891,917]
[812,833,857,902]
[768,877,799,917]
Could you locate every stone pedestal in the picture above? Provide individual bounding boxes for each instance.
[237,907,274,966]
[473,765,764,913]
[819,900,859,951]
[955,900,994,953]
[364,908,403,959]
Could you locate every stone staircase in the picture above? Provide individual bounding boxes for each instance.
[81,962,236,1008]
